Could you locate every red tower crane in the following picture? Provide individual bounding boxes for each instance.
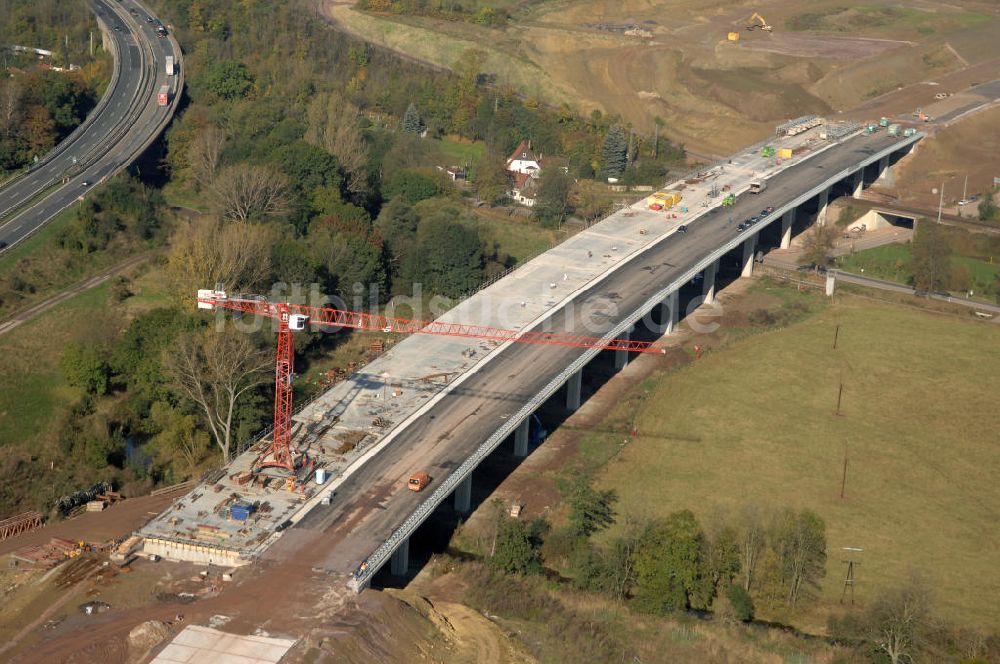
[197,289,664,471]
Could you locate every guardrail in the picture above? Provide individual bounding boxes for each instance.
[347,130,924,590]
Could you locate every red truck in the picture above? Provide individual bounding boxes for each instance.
[156,85,169,106]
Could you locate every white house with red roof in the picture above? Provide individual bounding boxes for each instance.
[506,139,541,176]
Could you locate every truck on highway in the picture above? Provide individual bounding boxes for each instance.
[165,55,175,76]
[156,85,169,106]
[749,181,767,194]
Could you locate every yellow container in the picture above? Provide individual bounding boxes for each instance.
[778,148,793,159]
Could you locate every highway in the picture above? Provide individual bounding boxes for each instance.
[272,132,916,576]
[0,0,180,253]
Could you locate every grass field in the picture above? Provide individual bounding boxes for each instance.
[836,243,1000,298]
[588,289,1000,630]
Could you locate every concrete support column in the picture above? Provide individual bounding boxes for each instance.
[390,537,409,576]
[614,331,630,371]
[852,170,864,198]
[566,369,582,412]
[664,291,679,335]
[826,272,836,297]
[741,235,758,278]
[514,417,529,457]
[780,209,795,249]
[702,260,718,305]
[877,155,890,181]
[454,474,472,514]
[817,188,830,226]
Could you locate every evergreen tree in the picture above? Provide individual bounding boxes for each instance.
[402,102,423,134]
[601,124,627,180]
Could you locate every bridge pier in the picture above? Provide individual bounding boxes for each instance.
[514,418,530,457]
[780,209,795,249]
[817,188,830,226]
[614,331,630,371]
[852,170,864,199]
[741,235,758,278]
[664,290,679,335]
[454,474,472,514]
[390,537,409,576]
[566,369,582,412]
[877,155,890,182]
[702,260,718,304]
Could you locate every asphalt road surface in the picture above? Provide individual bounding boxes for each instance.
[272,132,914,574]
[0,0,178,253]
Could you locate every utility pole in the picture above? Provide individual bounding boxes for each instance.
[840,547,863,604]
[962,174,968,202]
[937,181,945,223]
[90,31,94,58]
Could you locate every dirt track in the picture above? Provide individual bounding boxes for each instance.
[738,32,910,59]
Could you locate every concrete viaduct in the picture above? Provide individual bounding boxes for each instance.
[345,130,922,589]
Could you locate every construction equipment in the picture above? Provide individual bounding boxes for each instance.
[903,127,917,137]
[761,146,775,158]
[727,31,740,42]
[863,124,879,135]
[197,290,666,471]
[887,123,901,137]
[878,117,890,127]
[746,12,773,32]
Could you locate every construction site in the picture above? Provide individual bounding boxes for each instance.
[113,115,894,575]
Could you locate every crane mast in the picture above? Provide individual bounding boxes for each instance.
[197,289,664,471]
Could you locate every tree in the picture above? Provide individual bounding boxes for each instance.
[305,92,369,194]
[632,511,715,614]
[534,168,573,228]
[799,222,837,268]
[147,401,212,475]
[0,80,23,139]
[413,210,484,297]
[865,577,934,664]
[402,102,423,134]
[205,60,254,100]
[164,328,271,464]
[736,505,766,593]
[165,217,274,298]
[910,222,952,291]
[978,189,997,222]
[383,169,444,204]
[60,343,110,395]
[771,509,826,608]
[490,517,541,575]
[188,124,226,186]
[474,156,510,206]
[567,484,617,538]
[652,115,665,159]
[601,124,627,180]
[726,584,755,622]
[211,164,291,222]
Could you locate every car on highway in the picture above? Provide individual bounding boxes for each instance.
[81,181,91,187]
[676,225,688,233]
[0,241,8,250]
[736,223,746,232]
[761,206,774,215]
[113,24,122,31]
[146,16,154,23]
